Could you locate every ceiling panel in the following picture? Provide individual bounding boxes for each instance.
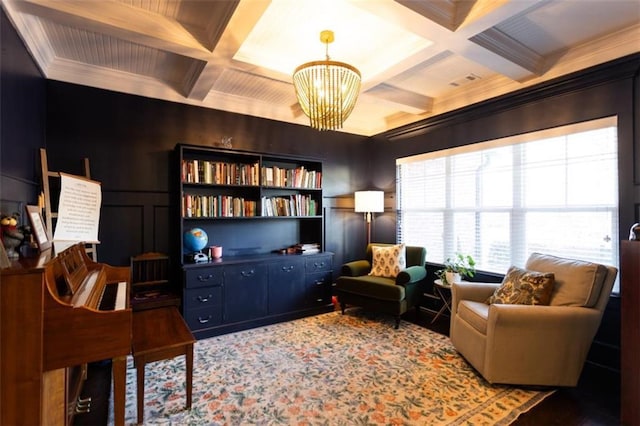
[3,0,638,136]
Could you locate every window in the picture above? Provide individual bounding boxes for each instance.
[397,117,619,292]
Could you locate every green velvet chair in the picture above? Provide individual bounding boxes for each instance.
[335,243,427,328]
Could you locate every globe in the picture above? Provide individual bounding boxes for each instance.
[184,227,208,253]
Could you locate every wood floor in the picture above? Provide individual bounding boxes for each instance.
[75,309,621,425]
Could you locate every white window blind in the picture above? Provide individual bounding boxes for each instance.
[397,117,619,292]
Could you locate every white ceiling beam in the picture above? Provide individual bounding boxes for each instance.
[12,0,213,60]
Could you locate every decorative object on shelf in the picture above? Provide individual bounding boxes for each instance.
[629,222,640,240]
[292,30,361,131]
[354,191,384,245]
[0,212,24,259]
[183,227,209,263]
[210,246,223,259]
[216,136,233,148]
[436,253,476,285]
[0,239,11,268]
[25,205,51,251]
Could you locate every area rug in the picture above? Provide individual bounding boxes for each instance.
[112,310,554,425]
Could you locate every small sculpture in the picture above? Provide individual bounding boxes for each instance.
[629,223,640,241]
[1,213,24,259]
[215,136,233,148]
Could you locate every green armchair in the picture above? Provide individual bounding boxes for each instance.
[335,243,427,328]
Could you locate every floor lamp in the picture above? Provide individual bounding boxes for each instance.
[354,191,384,245]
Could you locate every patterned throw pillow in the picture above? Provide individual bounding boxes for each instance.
[486,266,555,305]
[369,244,407,278]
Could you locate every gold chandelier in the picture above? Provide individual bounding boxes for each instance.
[292,30,361,131]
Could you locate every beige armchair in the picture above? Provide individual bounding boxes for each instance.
[450,253,617,387]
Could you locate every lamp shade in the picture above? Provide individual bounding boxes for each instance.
[354,191,384,213]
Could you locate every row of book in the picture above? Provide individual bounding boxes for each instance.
[262,166,322,189]
[182,194,320,218]
[262,195,318,217]
[182,195,258,218]
[181,160,260,185]
[181,160,323,189]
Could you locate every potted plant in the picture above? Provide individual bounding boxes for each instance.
[437,253,476,285]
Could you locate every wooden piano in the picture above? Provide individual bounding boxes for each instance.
[1,243,131,426]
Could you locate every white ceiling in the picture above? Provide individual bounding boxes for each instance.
[3,0,640,136]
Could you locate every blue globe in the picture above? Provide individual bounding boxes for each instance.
[184,227,208,253]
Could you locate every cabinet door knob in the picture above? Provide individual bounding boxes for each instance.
[197,274,214,282]
[316,298,324,302]
[241,269,255,277]
[314,262,326,269]
[315,280,325,286]
[282,265,295,272]
[197,294,213,302]
[198,315,212,324]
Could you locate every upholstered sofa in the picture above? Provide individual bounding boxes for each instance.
[450,252,617,386]
[335,243,427,328]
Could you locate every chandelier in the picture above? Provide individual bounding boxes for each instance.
[292,30,361,131]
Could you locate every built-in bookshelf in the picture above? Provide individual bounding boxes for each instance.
[175,143,333,339]
[176,143,325,260]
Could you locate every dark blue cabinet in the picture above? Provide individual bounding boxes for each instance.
[268,260,306,315]
[182,253,333,339]
[224,263,269,323]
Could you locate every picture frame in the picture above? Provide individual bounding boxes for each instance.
[25,205,51,251]
[0,239,11,269]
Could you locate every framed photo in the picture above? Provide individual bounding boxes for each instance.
[0,239,11,269]
[25,205,51,251]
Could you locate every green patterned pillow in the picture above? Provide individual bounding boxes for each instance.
[369,244,406,278]
[487,266,555,305]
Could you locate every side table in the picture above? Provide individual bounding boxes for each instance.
[431,279,467,324]
[132,306,195,424]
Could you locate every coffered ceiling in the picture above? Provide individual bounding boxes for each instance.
[3,0,639,136]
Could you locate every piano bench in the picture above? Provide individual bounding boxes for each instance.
[132,306,195,424]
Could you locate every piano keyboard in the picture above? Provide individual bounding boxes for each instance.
[98,282,128,311]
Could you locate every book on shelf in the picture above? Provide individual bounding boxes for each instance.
[260,165,322,189]
[289,243,320,254]
[182,159,259,185]
[182,194,257,218]
[260,195,317,217]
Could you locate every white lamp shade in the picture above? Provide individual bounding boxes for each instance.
[354,191,384,213]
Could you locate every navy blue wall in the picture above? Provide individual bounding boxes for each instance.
[0,10,46,218]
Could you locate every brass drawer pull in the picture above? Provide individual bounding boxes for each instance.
[197,274,214,282]
[198,315,212,324]
[197,294,213,303]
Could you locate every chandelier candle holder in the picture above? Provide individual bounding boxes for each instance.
[293,30,361,131]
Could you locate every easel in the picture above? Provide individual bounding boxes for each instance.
[40,148,97,260]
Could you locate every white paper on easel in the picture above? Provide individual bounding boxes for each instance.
[53,173,101,243]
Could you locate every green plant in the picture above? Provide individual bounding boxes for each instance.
[436,253,476,283]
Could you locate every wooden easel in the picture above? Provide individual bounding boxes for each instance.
[40,148,97,260]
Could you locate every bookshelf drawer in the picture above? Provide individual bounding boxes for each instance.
[184,286,222,311]
[184,306,223,330]
[184,267,224,289]
[305,255,332,273]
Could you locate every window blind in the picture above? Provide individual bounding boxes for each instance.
[397,117,619,292]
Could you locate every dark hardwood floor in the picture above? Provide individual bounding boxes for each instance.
[74,308,621,425]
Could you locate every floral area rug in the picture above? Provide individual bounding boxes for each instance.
[111,309,554,425]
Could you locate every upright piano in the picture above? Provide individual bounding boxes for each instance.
[0,243,131,426]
